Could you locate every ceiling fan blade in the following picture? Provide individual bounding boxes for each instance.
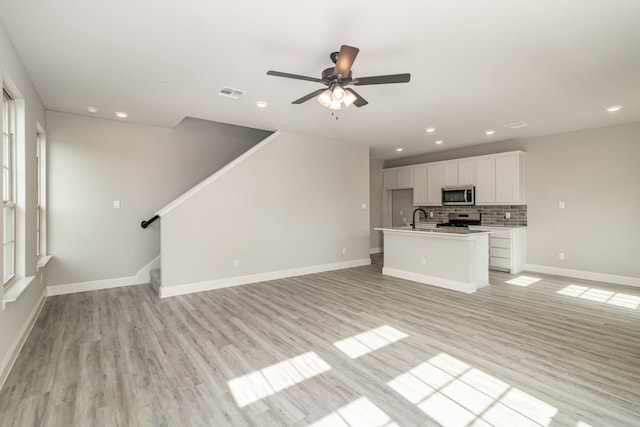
[334,45,359,78]
[345,88,368,107]
[267,70,324,83]
[292,88,327,104]
[353,73,411,86]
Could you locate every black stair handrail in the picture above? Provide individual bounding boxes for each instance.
[141,214,160,229]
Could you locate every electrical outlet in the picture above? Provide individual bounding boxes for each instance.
[558,252,565,261]
[233,259,240,268]
[361,202,367,209]
[429,211,434,218]
[342,248,347,255]
[113,200,121,209]
[559,201,565,209]
[399,210,404,216]
[421,257,427,266]
[505,212,511,219]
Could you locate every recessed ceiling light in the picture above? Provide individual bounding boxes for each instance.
[86,107,98,114]
[115,112,128,118]
[435,140,443,145]
[607,105,622,112]
[425,127,436,133]
[485,130,496,135]
[256,101,268,108]
[396,148,404,152]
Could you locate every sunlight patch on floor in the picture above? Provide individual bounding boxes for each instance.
[388,352,558,426]
[228,351,331,407]
[505,276,541,287]
[333,325,408,359]
[557,285,640,309]
[308,396,399,427]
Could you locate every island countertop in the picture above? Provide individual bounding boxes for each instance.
[375,226,492,238]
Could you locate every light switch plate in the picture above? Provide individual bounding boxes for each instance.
[113,200,121,209]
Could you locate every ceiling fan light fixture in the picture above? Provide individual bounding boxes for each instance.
[329,99,342,110]
[332,85,345,101]
[267,44,409,110]
[318,89,332,107]
[343,91,357,108]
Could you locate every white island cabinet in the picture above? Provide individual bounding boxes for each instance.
[469,226,526,273]
[375,227,492,293]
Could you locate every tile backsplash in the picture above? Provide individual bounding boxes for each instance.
[416,205,527,226]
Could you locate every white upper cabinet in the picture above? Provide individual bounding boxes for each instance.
[475,157,496,204]
[397,167,413,189]
[457,160,476,185]
[443,162,458,187]
[443,160,476,186]
[475,151,526,205]
[495,155,518,203]
[412,165,428,205]
[383,167,413,190]
[426,163,444,205]
[412,164,442,206]
[384,150,525,206]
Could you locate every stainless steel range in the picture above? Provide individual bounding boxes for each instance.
[437,212,481,229]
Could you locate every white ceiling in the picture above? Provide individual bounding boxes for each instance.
[1,0,639,160]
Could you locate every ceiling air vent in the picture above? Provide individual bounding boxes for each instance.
[218,87,246,99]
[503,121,529,130]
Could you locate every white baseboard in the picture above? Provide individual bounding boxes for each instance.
[525,264,640,288]
[47,275,142,296]
[160,258,372,298]
[47,255,162,296]
[135,255,161,284]
[382,267,477,294]
[369,247,383,254]
[0,288,47,391]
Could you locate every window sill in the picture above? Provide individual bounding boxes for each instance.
[37,255,52,271]
[2,276,36,309]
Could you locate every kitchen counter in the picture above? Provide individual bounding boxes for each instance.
[470,224,527,228]
[381,226,491,236]
[375,227,491,293]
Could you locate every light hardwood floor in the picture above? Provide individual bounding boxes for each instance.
[1,261,639,426]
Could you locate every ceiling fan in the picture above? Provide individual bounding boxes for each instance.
[266,45,411,110]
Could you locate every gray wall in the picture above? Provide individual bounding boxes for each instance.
[46,112,271,286]
[391,189,414,227]
[0,22,47,387]
[369,159,384,252]
[381,122,640,280]
[161,131,371,290]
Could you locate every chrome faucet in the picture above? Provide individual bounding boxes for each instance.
[411,208,427,229]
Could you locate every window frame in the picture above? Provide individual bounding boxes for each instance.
[3,88,16,288]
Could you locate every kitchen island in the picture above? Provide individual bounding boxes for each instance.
[375,227,492,293]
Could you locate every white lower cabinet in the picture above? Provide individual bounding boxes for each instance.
[469,226,526,274]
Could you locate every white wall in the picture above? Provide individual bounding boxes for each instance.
[0,23,47,388]
[160,131,370,294]
[46,112,271,287]
[383,122,640,283]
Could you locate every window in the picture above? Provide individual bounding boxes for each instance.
[2,88,16,287]
[36,130,46,258]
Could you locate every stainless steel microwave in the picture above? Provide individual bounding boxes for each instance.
[442,185,475,205]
